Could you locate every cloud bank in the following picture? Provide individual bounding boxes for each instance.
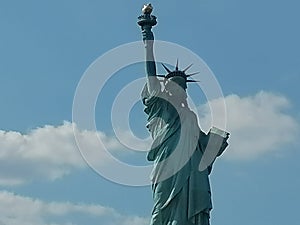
[0,191,149,225]
[0,122,123,186]
[0,91,298,186]
[198,91,299,160]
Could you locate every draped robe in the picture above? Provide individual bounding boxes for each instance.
[142,84,215,225]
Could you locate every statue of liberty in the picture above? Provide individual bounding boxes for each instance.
[138,4,229,225]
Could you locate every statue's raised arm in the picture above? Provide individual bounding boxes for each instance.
[137,4,160,94]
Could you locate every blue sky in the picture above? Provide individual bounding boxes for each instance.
[0,0,300,224]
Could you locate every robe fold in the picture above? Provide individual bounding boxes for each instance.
[141,84,219,225]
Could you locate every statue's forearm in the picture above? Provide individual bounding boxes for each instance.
[143,29,157,78]
[143,33,159,93]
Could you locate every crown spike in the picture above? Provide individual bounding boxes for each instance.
[186,72,200,77]
[186,79,200,83]
[161,63,172,73]
[175,59,179,71]
[183,64,193,72]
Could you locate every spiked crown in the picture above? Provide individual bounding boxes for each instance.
[157,60,199,89]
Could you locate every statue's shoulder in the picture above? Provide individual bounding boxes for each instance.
[181,107,198,119]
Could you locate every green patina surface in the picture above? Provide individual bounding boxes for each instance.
[138,4,229,225]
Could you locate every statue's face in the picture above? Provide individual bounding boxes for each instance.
[165,77,187,101]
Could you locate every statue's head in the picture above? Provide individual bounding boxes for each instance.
[159,61,198,106]
[164,76,188,106]
[160,61,197,92]
[165,69,188,88]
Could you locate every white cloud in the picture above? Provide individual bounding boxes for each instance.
[198,91,299,160]
[0,122,123,186]
[0,191,149,225]
[1,91,298,186]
